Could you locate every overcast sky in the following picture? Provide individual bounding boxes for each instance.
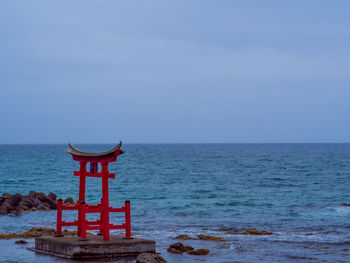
[1,1,349,143]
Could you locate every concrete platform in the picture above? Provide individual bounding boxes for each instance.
[32,235,156,260]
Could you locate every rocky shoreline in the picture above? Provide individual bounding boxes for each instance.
[0,192,74,215]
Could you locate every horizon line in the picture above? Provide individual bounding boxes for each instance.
[0,142,349,145]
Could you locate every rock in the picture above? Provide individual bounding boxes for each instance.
[240,230,272,235]
[187,249,210,255]
[15,240,28,245]
[0,233,8,239]
[1,192,64,215]
[136,253,167,263]
[0,206,8,215]
[37,203,46,210]
[27,227,56,237]
[34,198,43,208]
[1,200,14,211]
[6,193,23,207]
[17,201,29,211]
[48,192,57,201]
[175,234,195,240]
[22,196,35,208]
[28,191,37,199]
[36,192,57,209]
[2,193,11,199]
[64,197,75,205]
[167,243,194,253]
[224,229,273,235]
[15,207,25,213]
[198,235,226,241]
[167,248,182,254]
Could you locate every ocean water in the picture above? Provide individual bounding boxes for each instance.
[0,143,349,263]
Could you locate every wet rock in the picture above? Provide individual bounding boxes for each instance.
[64,197,75,205]
[0,227,57,239]
[0,192,73,215]
[136,253,167,263]
[22,196,35,208]
[167,248,182,254]
[0,206,8,215]
[17,201,29,211]
[1,200,14,211]
[15,240,28,245]
[175,234,195,240]
[224,229,272,235]
[198,235,226,241]
[6,193,22,207]
[48,192,57,201]
[167,243,194,253]
[187,249,210,255]
[2,193,11,199]
[36,192,57,209]
[15,207,25,213]
[33,198,42,207]
[241,230,272,235]
[28,191,37,199]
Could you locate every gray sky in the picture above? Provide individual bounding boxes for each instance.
[1,0,349,143]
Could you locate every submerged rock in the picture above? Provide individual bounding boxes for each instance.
[167,248,182,254]
[198,234,226,241]
[0,227,56,239]
[136,253,167,263]
[224,229,273,235]
[174,234,195,240]
[187,249,210,255]
[15,240,28,245]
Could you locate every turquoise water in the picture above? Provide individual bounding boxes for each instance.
[0,144,350,262]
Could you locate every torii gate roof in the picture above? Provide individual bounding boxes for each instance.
[67,142,124,158]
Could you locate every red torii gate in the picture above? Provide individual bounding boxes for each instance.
[55,142,131,240]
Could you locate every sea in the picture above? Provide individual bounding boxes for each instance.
[0,143,349,263]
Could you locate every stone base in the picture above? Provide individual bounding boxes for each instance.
[31,235,156,259]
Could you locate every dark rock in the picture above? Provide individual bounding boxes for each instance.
[0,206,8,215]
[167,248,182,254]
[45,197,57,209]
[1,200,14,211]
[64,197,74,205]
[6,193,23,207]
[37,203,48,210]
[187,249,210,255]
[1,192,61,215]
[15,240,28,245]
[198,234,226,241]
[22,196,35,208]
[168,243,194,253]
[17,201,29,211]
[28,191,37,199]
[33,198,42,207]
[136,253,167,263]
[48,192,57,201]
[175,234,195,240]
[2,193,11,199]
